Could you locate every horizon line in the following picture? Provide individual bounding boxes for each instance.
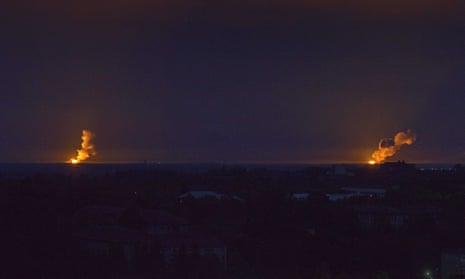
[0,160,462,165]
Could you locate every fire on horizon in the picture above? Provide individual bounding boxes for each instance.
[369,130,416,164]
[0,0,462,164]
[68,130,96,164]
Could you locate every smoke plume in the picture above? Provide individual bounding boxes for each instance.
[371,129,416,163]
[69,129,96,164]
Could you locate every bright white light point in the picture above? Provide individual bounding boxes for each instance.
[368,160,376,165]
[71,159,79,164]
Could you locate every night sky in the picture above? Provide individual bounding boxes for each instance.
[1,1,464,163]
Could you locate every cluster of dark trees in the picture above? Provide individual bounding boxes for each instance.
[0,164,464,278]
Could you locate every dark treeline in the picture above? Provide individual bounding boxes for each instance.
[0,164,464,278]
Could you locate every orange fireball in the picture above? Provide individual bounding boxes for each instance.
[68,129,96,164]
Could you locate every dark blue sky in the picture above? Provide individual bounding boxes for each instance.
[1,0,464,163]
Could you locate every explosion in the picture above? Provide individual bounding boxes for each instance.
[69,129,96,164]
[370,129,416,164]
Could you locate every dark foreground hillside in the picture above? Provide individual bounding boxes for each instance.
[1,163,464,279]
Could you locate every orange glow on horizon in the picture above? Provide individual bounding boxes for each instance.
[68,129,96,164]
[368,160,376,165]
[371,130,416,163]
